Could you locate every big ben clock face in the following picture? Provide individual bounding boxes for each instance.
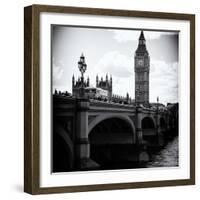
[137,59,144,66]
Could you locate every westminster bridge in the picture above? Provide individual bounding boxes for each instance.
[53,95,178,172]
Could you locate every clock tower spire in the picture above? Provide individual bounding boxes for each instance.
[134,30,150,107]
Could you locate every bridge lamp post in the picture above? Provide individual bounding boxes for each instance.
[156,96,159,113]
[78,53,87,97]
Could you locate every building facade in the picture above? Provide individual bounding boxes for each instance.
[96,74,112,100]
[134,31,150,107]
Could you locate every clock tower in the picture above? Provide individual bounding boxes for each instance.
[134,30,150,107]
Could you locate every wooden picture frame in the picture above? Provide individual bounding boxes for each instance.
[24,4,195,194]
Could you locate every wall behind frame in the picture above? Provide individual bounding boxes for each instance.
[0,0,199,199]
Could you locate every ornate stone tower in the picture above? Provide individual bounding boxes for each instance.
[134,30,150,107]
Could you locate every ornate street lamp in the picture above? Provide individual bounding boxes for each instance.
[78,53,87,97]
[78,53,87,79]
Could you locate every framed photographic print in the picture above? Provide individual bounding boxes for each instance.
[24,4,195,194]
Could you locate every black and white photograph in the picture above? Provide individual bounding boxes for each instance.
[52,25,179,173]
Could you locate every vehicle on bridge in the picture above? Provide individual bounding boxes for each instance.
[85,87,109,101]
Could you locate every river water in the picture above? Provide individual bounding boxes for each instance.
[146,137,179,167]
[89,137,179,171]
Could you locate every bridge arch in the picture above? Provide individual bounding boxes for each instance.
[141,116,156,129]
[88,114,136,143]
[53,123,74,172]
[141,116,157,145]
[88,114,136,168]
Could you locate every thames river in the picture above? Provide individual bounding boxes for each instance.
[147,137,179,167]
[90,136,179,170]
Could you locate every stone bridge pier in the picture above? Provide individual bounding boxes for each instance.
[135,107,144,144]
[75,98,99,169]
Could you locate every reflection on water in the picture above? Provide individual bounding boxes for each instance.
[147,137,179,167]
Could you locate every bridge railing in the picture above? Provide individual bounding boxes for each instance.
[111,94,133,105]
[89,98,135,109]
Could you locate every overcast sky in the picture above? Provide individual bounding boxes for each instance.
[52,26,178,105]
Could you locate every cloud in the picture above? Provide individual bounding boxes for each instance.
[150,60,178,104]
[95,51,133,78]
[112,76,134,98]
[52,58,64,82]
